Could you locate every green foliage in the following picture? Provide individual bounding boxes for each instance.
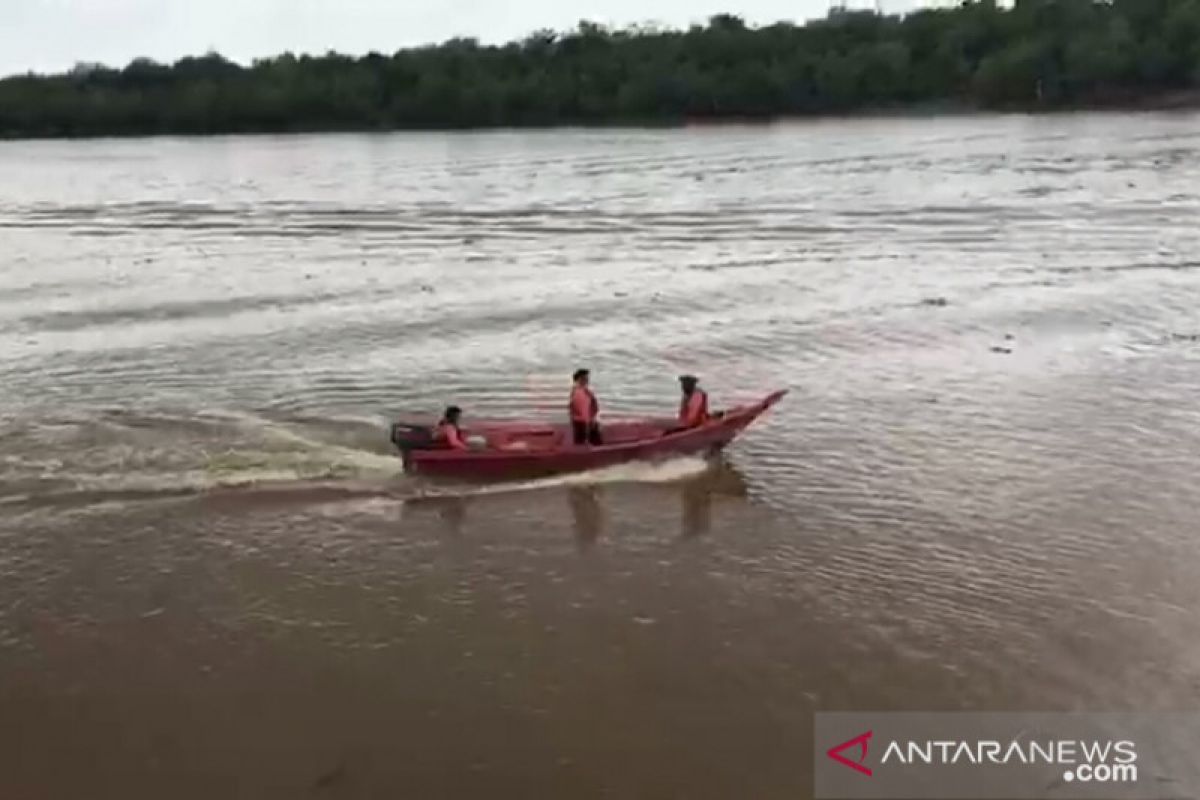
[1,0,1198,138]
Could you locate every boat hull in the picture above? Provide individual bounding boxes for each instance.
[399,389,786,481]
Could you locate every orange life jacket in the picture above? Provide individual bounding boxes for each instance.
[434,421,467,449]
[679,389,709,428]
[569,384,598,423]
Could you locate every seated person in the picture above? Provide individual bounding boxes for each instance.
[677,375,710,429]
[433,405,469,450]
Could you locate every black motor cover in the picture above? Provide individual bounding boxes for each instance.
[390,422,435,450]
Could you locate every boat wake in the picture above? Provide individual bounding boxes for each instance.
[0,407,718,513]
[0,407,400,511]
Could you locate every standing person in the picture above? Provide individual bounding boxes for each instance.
[569,368,601,446]
[433,405,469,450]
[677,375,710,429]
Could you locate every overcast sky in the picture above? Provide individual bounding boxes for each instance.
[1,0,933,77]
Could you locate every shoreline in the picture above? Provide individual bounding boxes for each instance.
[2,96,1199,143]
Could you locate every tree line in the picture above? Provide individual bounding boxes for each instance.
[2,0,1199,138]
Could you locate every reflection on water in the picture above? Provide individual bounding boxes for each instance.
[680,459,750,539]
[567,486,604,548]
[406,493,469,536]
[398,459,750,546]
[681,479,713,538]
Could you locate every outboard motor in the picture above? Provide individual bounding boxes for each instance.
[390,421,435,452]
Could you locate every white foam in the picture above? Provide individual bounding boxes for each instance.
[205,410,402,477]
[412,454,713,501]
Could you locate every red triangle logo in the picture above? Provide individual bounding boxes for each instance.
[826,730,873,776]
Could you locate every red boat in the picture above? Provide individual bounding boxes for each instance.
[390,390,787,481]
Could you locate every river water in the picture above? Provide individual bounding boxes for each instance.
[2,114,1200,798]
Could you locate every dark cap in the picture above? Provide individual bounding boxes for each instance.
[678,374,699,386]
[444,405,462,418]
[573,368,590,381]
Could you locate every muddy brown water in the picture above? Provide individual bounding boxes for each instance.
[2,114,1200,798]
